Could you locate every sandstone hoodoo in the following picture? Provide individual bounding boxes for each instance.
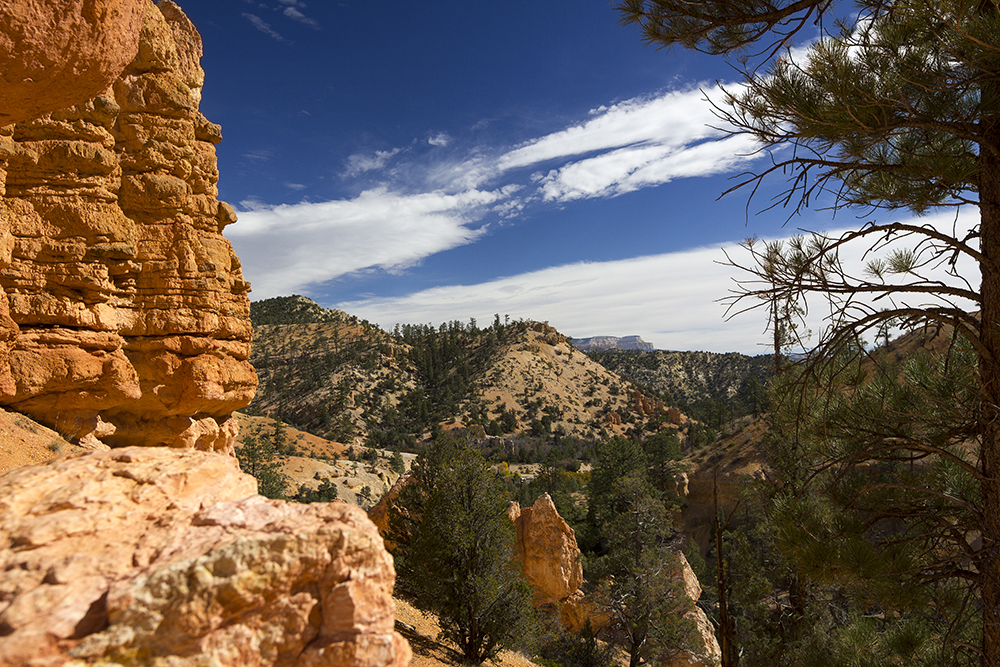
[0,447,411,667]
[0,0,256,452]
[507,493,584,607]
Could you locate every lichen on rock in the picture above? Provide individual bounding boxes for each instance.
[0,447,411,667]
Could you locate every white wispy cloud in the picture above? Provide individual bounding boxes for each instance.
[409,86,757,200]
[428,132,451,147]
[343,148,402,177]
[334,210,979,354]
[494,86,760,202]
[241,149,272,162]
[283,6,319,28]
[497,88,727,171]
[242,13,285,41]
[229,85,766,316]
[228,187,504,299]
[334,243,769,353]
[537,134,757,201]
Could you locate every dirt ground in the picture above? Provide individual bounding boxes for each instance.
[0,408,80,474]
[394,596,540,667]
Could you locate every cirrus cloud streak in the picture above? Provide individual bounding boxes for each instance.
[228,84,761,302]
[334,209,980,354]
[228,187,504,299]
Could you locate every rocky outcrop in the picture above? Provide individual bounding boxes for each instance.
[0,0,256,452]
[0,0,148,126]
[0,447,411,667]
[680,466,745,556]
[670,553,722,667]
[507,493,584,606]
[368,473,413,548]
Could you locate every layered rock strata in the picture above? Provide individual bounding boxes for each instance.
[0,0,256,452]
[0,447,411,667]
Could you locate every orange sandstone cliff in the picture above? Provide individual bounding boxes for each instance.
[0,0,256,452]
[0,5,411,667]
[0,0,148,126]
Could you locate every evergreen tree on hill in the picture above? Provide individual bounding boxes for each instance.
[405,445,534,664]
[235,434,288,500]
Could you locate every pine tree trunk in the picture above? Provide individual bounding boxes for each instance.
[978,110,1000,667]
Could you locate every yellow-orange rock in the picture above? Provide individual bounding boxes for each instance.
[0,1,256,452]
[368,472,414,549]
[0,0,148,126]
[666,553,722,667]
[560,591,611,634]
[0,447,411,667]
[508,493,584,606]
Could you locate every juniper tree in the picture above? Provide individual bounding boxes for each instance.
[408,446,534,664]
[618,0,1000,663]
[590,470,698,667]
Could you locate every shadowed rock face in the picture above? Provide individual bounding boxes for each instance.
[0,1,257,452]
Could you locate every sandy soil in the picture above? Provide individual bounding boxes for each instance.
[395,596,540,667]
[0,408,82,475]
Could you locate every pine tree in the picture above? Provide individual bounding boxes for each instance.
[235,434,288,500]
[617,0,1000,663]
[590,470,699,667]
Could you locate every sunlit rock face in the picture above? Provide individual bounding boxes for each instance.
[0,447,411,667]
[0,0,148,126]
[508,493,585,606]
[0,0,257,452]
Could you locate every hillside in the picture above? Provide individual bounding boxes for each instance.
[588,349,773,424]
[247,297,694,449]
[472,322,689,440]
[233,411,415,508]
[248,296,418,445]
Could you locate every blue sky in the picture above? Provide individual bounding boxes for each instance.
[180,1,940,353]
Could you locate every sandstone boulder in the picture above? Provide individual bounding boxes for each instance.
[0,0,148,125]
[0,1,256,451]
[508,493,584,606]
[560,591,611,635]
[368,472,413,549]
[0,447,410,667]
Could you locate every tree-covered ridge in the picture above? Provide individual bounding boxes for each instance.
[250,294,350,325]
[248,303,542,446]
[247,311,412,443]
[247,299,703,452]
[589,349,773,427]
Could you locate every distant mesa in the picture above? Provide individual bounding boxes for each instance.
[571,334,655,352]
